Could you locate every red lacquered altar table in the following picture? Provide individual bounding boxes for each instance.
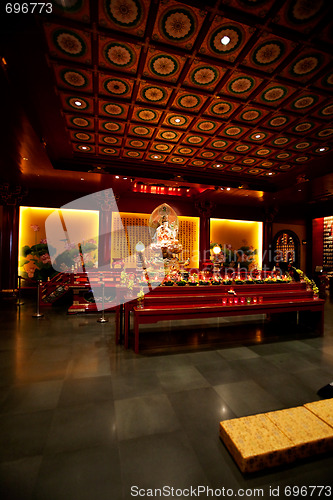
[119,282,324,353]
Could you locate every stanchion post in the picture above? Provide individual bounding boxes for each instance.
[97,280,108,323]
[32,280,44,318]
[16,275,24,306]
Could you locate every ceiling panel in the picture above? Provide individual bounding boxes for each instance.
[5,0,332,193]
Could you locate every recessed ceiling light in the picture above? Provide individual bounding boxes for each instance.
[80,178,84,181]
[220,187,224,191]
[153,155,159,159]
[123,177,127,180]
[226,187,231,191]
[319,148,326,152]
[74,100,82,106]
[268,172,273,175]
[215,164,221,167]
[255,134,261,139]
[221,35,231,45]
[115,175,119,179]
[174,118,181,123]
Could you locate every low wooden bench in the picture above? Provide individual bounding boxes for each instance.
[121,282,318,348]
[132,297,324,353]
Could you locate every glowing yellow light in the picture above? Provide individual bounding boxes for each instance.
[210,218,263,269]
[19,207,99,276]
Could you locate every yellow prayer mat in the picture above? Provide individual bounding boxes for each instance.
[304,398,333,429]
[219,413,296,473]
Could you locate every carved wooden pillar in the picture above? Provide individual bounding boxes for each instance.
[95,191,120,268]
[263,207,277,269]
[0,184,27,291]
[195,201,214,268]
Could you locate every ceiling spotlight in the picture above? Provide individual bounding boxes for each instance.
[226,187,231,191]
[74,100,82,106]
[81,146,88,150]
[268,172,273,176]
[123,177,127,179]
[215,164,221,168]
[220,187,224,190]
[221,35,231,45]
[298,189,302,192]
[115,175,119,179]
[80,178,84,181]
[319,148,326,152]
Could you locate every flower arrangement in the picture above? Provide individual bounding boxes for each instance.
[210,241,258,270]
[19,224,58,281]
[293,268,319,296]
[20,239,57,281]
[199,278,209,285]
[188,273,198,285]
[53,239,97,272]
[121,271,135,291]
[136,287,145,308]
[163,275,174,286]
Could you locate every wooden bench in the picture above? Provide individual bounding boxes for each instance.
[121,282,314,347]
[132,297,324,353]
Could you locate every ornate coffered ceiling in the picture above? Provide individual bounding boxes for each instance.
[4,0,333,192]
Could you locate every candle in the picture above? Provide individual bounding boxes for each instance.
[253,297,257,304]
[222,297,227,305]
[258,296,263,304]
[247,297,251,304]
[240,297,245,304]
[228,297,234,305]
[234,297,238,304]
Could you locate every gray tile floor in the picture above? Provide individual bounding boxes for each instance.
[0,295,332,499]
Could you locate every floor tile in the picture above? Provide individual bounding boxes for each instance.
[114,394,180,441]
[111,370,162,400]
[33,447,122,500]
[213,380,283,416]
[217,346,260,360]
[0,380,63,415]
[119,431,209,492]
[58,376,113,407]
[156,366,210,393]
[196,359,248,386]
[44,401,117,454]
[0,410,53,462]
[0,456,42,500]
